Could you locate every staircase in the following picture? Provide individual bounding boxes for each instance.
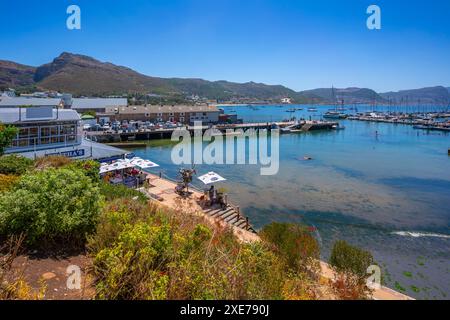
[203,205,257,233]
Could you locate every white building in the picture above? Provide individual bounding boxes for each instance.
[0,106,126,161]
[71,98,128,113]
[0,97,64,108]
[281,97,292,104]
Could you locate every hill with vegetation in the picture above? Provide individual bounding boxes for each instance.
[380,86,450,104]
[1,53,448,105]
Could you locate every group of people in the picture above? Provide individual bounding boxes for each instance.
[206,185,227,209]
[102,167,147,187]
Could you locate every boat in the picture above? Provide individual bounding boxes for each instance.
[307,107,318,112]
[332,124,346,130]
[323,111,348,119]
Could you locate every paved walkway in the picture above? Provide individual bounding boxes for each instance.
[141,173,259,242]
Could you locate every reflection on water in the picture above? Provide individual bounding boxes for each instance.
[133,105,450,299]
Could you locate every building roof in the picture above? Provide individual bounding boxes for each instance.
[0,97,63,107]
[0,108,80,124]
[101,105,219,115]
[81,114,96,120]
[81,139,127,160]
[71,98,128,110]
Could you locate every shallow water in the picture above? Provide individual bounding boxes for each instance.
[133,105,450,299]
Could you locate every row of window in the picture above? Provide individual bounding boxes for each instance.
[11,123,79,149]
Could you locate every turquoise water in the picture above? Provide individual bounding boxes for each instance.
[134,105,450,299]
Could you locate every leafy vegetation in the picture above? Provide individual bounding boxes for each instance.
[0,155,33,175]
[260,222,320,273]
[0,124,18,156]
[0,174,19,192]
[330,240,374,280]
[99,182,147,203]
[0,167,101,246]
[88,200,322,300]
[329,240,375,299]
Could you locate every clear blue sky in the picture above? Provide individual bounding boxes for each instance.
[1,0,449,92]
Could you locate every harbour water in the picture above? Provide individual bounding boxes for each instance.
[133,105,450,299]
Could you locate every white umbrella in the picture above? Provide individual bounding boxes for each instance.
[130,157,160,169]
[198,172,226,185]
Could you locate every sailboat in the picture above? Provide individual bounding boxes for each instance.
[323,86,348,119]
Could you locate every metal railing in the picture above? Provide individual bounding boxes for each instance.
[6,134,83,153]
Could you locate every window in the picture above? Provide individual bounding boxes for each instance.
[169,117,175,122]
[180,112,185,116]
[169,112,174,116]
[180,117,185,123]
[157,112,163,117]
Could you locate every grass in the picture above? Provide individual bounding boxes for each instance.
[403,271,413,278]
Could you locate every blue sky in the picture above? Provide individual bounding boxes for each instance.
[1,0,449,92]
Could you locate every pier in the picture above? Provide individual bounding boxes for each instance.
[347,112,450,132]
[87,120,339,143]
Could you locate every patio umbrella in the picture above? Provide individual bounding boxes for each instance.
[129,157,160,169]
[198,172,226,185]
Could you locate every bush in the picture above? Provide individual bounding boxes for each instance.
[0,174,19,192]
[66,160,100,183]
[329,240,375,300]
[260,222,320,273]
[0,167,102,246]
[99,182,147,203]
[34,156,72,170]
[329,240,374,280]
[0,155,33,175]
[89,200,311,300]
[0,124,18,155]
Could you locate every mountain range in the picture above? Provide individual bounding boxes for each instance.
[1,52,449,105]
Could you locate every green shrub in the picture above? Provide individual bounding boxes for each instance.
[0,155,33,175]
[329,240,374,280]
[89,200,309,300]
[0,174,19,192]
[99,182,147,203]
[0,124,18,155]
[67,160,100,183]
[0,167,102,245]
[34,156,72,170]
[260,222,320,273]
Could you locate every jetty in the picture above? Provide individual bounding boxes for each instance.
[347,112,450,132]
[87,120,339,143]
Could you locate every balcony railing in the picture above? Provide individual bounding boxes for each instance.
[5,134,83,153]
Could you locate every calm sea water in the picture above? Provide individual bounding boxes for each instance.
[134,105,450,299]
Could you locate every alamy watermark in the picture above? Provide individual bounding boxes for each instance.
[170,122,280,176]
[66,265,81,290]
[367,4,381,30]
[66,5,81,30]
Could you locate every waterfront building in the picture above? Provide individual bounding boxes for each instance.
[96,105,220,125]
[0,106,126,161]
[70,98,128,113]
[0,97,64,108]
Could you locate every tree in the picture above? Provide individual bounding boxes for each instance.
[0,123,18,156]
